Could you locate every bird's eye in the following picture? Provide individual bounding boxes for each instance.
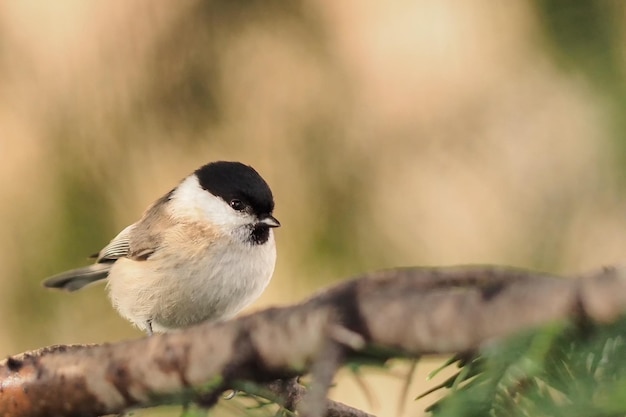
[229,199,245,211]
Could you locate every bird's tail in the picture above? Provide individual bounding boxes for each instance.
[43,263,112,292]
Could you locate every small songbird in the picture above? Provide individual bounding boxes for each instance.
[43,161,280,335]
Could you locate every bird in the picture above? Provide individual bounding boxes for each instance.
[43,161,280,335]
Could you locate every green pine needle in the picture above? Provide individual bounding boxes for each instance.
[422,316,626,417]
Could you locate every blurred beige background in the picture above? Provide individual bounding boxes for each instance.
[1,1,626,416]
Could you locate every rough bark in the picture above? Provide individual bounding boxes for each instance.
[2,265,626,417]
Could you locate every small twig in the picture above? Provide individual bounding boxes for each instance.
[298,335,345,417]
[350,366,378,410]
[397,359,418,415]
[266,379,377,417]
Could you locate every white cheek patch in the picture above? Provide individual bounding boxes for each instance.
[169,175,251,228]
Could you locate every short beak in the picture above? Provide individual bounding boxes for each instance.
[258,215,281,228]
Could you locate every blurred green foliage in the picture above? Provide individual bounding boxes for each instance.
[534,0,626,175]
[535,1,622,84]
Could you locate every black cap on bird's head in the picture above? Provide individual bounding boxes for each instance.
[195,161,277,223]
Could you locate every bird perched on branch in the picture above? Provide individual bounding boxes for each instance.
[44,161,280,335]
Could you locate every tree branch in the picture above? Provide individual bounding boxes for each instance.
[2,265,626,417]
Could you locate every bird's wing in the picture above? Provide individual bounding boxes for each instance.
[98,223,162,262]
[96,224,136,262]
[98,193,173,263]
[127,194,174,260]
